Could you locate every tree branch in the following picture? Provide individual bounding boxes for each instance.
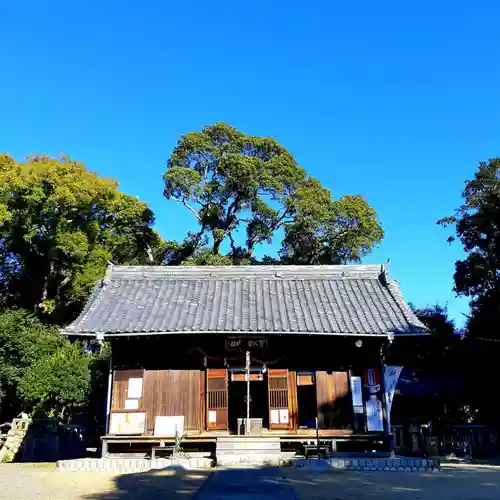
[172,197,201,221]
[246,210,294,255]
[228,231,237,254]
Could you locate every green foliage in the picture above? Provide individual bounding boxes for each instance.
[281,191,384,265]
[164,123,383,264]
[0,309,63,415]
[0,308,97,420]
[18,342,91,417]
[439,158,500,340]
[0,154,167,323]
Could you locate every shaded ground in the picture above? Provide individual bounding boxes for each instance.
[1,463,500,499]
[286,466,500,500]
[194,467,294,500]
[0,464,209,500]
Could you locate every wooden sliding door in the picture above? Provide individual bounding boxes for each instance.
[206,368,228,430]
[316,371,351,429]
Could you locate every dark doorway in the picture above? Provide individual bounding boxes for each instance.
[297,373,318,429]
[228,374,269,434]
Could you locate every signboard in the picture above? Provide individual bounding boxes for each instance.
[350,376,363,407]
[109,412,146,435]
[366,399,384,432]
[225,337,267,351]
[364,368,380,394]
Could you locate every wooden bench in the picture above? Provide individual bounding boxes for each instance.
[303,443,331,458]
[151,445,175,459]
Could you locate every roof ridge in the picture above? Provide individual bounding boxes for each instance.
[108,264,384,281]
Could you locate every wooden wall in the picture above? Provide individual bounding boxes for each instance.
[111,369,202,435]
[111,369,144,410]
[110,368,356,435]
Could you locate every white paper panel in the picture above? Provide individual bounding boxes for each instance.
[124,399,139,410]
[270,409,279,424]
[154,416,185,437]
[127,378,143,399]
[279,409,289,424]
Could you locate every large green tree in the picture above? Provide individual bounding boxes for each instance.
[0,309,62,417]
[0,309,96,421]
[18,342,91,418]
[0,154,167,323]
[439,158,500,341]
[164,122,383,264]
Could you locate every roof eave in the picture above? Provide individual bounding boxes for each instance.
[60,329,425,338]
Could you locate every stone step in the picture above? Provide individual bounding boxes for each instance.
[216,454,283,466]
[216,437,281,453]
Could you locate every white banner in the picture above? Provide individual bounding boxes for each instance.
[383,365,403,428]
[350,376,363,407]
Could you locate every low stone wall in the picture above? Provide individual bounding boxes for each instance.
[291,457,440,472]
[57,457,213,473]
[0,417,31,462]
[57,455,440,473]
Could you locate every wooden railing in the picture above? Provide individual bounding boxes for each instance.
[392,424,499,458]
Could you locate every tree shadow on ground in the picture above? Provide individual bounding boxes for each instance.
[286,467,500,500]
[82,465,295,500]
[81,464,500,500]
[83,465,211,500]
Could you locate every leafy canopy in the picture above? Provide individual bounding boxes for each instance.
[439,158,500,340]
[0,308,96,420]
[164,122,383,264]
[0,309,62,413]
[0,154,167,323]
[18,342,91,417]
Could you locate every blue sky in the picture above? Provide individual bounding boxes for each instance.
[2,1,500,327]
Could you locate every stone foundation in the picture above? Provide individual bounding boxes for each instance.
[57,455,440,473]
[57,457,213,473]
[291,457,440,472]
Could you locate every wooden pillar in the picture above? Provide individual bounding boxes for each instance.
[105,352,113,435]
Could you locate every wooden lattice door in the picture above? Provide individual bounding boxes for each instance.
[206,368,228,430]
[268,369,292,430]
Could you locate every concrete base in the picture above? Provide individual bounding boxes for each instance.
[57,456,213,473]
[290,457,440,472]
[57,455,440,473]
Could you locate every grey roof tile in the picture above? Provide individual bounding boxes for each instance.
[62,264,429,337]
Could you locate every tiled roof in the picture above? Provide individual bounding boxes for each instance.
[62,264,429,337]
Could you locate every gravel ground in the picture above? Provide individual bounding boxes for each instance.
[1,463,500,500]
[0,463,210,500]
